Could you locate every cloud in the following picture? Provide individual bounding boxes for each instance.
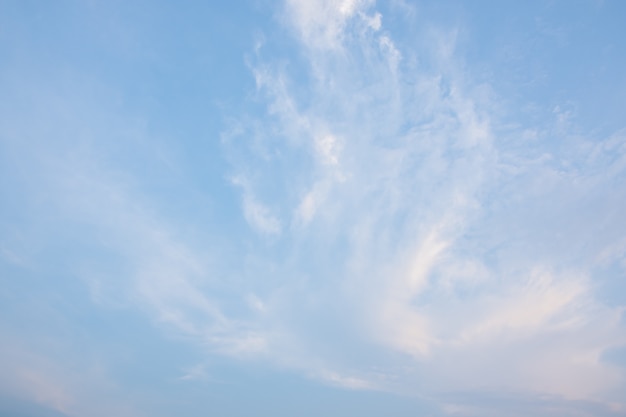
[225,0,626,414]
[231,175,282,235]
[0,67,269,369]
[282,0,375,50]
[2,1,625,416]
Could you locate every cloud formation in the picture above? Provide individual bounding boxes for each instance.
[223,0,626,413]
[1,1,625,416]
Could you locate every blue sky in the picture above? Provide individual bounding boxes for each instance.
[1,1,626,416]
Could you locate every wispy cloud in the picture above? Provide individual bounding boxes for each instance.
[1,1,625,416]
[224,0,626,414]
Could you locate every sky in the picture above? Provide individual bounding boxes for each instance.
[1,1,626,416]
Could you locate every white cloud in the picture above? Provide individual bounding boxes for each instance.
[4,2,624,416]
[314,133,341,166]
[178,363,209,382]
[283,0,375,50]
[315,369,374,390]
[226,0,626,413]
[232,175,282,235]
[0,72,271,368]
